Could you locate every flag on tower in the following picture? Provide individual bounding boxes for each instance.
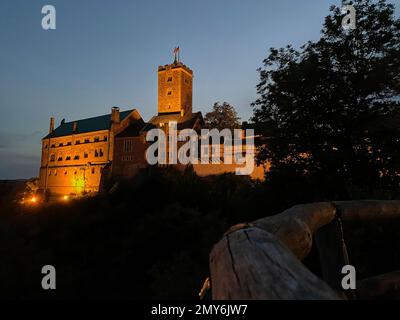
[173,46,180,62]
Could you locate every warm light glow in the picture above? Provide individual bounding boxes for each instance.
[73,176,85,194]
[63,195,69,201]
[30,196,37,203]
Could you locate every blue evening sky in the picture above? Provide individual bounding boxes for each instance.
[0,0,399,179]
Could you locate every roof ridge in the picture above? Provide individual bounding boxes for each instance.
[61,108,135,124]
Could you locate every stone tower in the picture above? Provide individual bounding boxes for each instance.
[157,60,193,116]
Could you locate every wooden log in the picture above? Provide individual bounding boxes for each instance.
[357,271,400,300]
[210,227,339,300]
[250,202,337,260]
[334,200,400,221]
[209,200,400,300]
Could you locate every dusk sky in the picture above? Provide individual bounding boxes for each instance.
[0,0,399,179]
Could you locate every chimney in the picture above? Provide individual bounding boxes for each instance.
[72,121,78,132]
[49,117,55,133]
[111,107,120,124]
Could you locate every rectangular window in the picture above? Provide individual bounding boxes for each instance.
[167,76,172,82]
[167,91,172,96]
[76,140,80,145]
[59,143,63,147]
[91,168,95,174]
[84,138,90,143]
[123,140,133,153]
[99,149,104,157]
[84,153,88,158]
[67,142,72,146]
[94,137,99,142]
[66,156,71,161]
[74,155,80,160]
[51,144,55,148]
[103,136,108,141]
[95,150,99,157]
[58,156,63,161]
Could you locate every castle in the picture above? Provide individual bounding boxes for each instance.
[38,57,265,198]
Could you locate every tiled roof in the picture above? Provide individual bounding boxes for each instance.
[43,109,134,139]
[142,111,203,132]
[115,119,145,137]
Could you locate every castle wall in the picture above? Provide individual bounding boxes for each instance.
[113,136,148,178]
[112,133,267,181]
[39,129,111,196]
[192,163,266,180]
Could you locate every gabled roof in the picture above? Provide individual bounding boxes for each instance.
[115,118,145,137]
[142,111,204,132]
[43,109,134,139]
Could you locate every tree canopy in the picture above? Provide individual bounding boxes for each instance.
[252,0,400,197]
[204,102,241,130]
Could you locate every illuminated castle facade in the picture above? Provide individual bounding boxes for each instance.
[38,58,264,198]
[38,108,144,196]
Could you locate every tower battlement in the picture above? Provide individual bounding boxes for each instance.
[158,62,193,74]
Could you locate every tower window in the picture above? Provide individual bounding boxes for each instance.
[167,91,172,96]
[94,137,99,142]
[123,140,133,153]
[84,152,88,158]
[91,168,95,174]
[167,76,172,82]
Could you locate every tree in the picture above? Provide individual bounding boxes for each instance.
[252,0,400,197]
[204,102,241,130]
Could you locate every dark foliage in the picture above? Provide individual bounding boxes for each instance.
[0,167,399,299]
[252,0,400,199]
[0,169,273,299]
[204,102,241,130]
